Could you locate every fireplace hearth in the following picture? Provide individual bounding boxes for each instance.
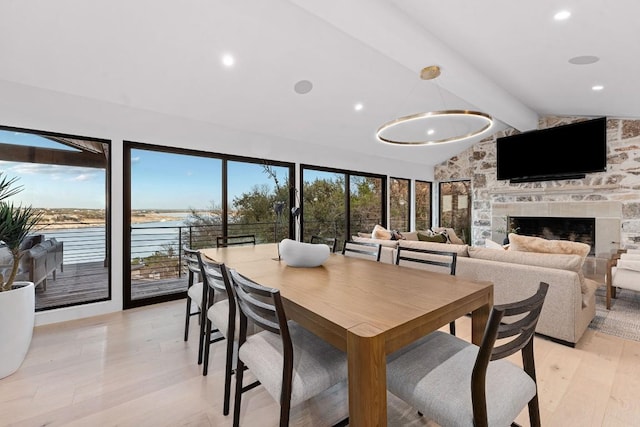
[509,216,595,256]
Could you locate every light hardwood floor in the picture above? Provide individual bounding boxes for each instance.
[1,299,639,426]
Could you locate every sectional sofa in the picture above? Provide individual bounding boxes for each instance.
[351,231,599,346]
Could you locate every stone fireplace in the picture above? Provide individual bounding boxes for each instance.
[491,200,622,277]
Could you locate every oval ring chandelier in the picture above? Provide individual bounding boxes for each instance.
[375,66,494,146]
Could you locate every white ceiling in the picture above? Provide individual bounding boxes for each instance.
[1,0,637,167]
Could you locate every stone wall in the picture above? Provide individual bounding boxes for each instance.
[434,116,640,254]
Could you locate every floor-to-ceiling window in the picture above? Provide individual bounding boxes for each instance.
[415,180,432,231]
[350,174,384,238]
[389,177,410,232]
[439,180,471,244]
[124,142,293,308]
[300,165,385,248]
[0,126,110,311]
[227,161,292,243]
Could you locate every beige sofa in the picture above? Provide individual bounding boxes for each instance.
[350,235,598,346]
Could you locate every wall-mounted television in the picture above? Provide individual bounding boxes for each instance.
[496,117,607,183]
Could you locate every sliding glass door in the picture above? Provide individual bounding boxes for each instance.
[0,125,110,311]
[124,142,294,308]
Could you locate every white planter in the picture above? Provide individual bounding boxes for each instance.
[0,281,35,379]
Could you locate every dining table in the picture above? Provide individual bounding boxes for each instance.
[200,243,493,427]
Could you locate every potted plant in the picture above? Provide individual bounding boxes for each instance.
[0,172,42,379]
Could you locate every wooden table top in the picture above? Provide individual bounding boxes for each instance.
[201,243,493,353]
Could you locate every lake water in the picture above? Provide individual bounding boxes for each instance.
[44,218,191,264]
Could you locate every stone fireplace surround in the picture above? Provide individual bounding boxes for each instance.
[491,201,621,277]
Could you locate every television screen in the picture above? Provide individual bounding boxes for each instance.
[496,117,607,182]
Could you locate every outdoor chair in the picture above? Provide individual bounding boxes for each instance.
[228,268,349,427]
[395,245,458,335]
[341,240,382,261]
[216,234,256,248]
[386,282,549,427]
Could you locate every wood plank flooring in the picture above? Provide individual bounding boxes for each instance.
[2,299,639,426]
[35,262,187,310]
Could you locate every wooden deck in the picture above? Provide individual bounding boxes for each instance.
[35,261,187,311]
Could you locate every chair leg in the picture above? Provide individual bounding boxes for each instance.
[203,318,212,376]
[184,297,192,341]
[233,359,246,427]
[279,397,291,427]
[197,307,207,365]
[527,394,541,427]
[223,335,235,415]
[606,283,612,310]
[449,320,456,336]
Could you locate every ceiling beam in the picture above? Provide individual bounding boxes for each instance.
[289,0,539,132]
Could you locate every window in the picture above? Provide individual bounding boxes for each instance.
[439,180,471,244]
[301,165,385,246]
[350,174,384,237]
[124,142,294,308]
[389,177,410,231]
[0,126,110,311]
[415,180,432,230]
[227,161,292,243]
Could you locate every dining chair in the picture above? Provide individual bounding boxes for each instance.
[183,246,206,361]
[341,239,382,261]
[228,268,349,427]
[396,245,458,335]
[386,281,549,427]
[216,234,256,248]
[310,235,337,253]
[198,254,236,416]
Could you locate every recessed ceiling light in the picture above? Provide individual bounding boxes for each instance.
[554,10,571,20]
[354,103,363,111]
[592,85,604,91]
[568,55,600,65]
[293,80,313,94]
[221,54,235,67]
[427,129,435,136]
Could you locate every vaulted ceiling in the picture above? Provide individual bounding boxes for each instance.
[1,0,637,167]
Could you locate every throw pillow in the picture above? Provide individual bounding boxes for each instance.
[390,230,405,240]
[372,224,392,240]
[417,232,448,243]
[508,233,590,258]
[432,227,465,245]
[468,247,583,273]
[484,239,505,250]
[402,231,419,241]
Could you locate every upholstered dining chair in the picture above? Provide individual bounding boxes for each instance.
[198,254,236,415]
[310,235,338,253]
[216,234,256,248]
[606,249,640,309]
[342,239,382,261]
[183,246,207,363]
[395,245,458,335]
[228,268,349,427]
[386,281,549,427]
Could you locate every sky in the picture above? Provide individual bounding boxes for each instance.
[0,129,299,210]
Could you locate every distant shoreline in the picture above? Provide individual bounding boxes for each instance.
[38,211,190,230]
